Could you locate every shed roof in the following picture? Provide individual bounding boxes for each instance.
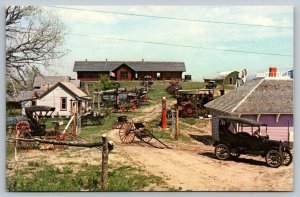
[33,76,71,88]
[213,71,238,80]
[73,61,186,72]
[39,82,89,100]
[205,78,293,114]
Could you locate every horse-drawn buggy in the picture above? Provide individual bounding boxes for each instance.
[14,106,87,150]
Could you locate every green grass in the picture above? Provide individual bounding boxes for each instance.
[147,82,173,102]
[148,119,192,143]
[180,118,198,125]
[180,81,205,89]
[118,81,141,89]
[79,114,118,141]
[7,162,172,191]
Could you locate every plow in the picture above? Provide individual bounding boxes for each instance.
[118,120,171,149]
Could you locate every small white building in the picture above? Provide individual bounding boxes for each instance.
[36,82,90,116]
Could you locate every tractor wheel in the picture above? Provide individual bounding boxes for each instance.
[282,150,293,166]
[119,122,135,143]
[265,150,283,168]
[214,144,230,160]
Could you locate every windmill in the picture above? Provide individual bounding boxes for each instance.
[236,69,247,88]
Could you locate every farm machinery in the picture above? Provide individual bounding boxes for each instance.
[14,106,89,150]
[97,87,149,113]
[175,89,214,118]
[166,81,182,96]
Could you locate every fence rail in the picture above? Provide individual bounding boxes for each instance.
[7,134,113,190]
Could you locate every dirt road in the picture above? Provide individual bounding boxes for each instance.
[107,103,293,191]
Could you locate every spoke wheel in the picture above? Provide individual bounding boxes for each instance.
[42,130,63,150]
[119,123,135,143]
[214,144,230,160]
[265,150,282,168]
[139,129,153,143]
[16,130,38,150]
[282,150,293,166]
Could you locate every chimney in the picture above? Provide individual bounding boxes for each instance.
[142,58,144,62]
[85,58,87,62]
[269,66,277,77]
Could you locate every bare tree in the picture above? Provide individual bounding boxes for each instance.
[6,6,68,91]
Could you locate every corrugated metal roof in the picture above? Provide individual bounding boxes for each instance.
[205,78,293,114]
[73,61,186,72]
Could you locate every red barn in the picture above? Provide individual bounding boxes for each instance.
[73,60,186,81]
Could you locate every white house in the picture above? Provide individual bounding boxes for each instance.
[36,82,90,116]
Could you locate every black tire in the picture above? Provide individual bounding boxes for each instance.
[282,150,293,166]
[214,144,230,160]
[230,152,241,160]
[265,150,282,168]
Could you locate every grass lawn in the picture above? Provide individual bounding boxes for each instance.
[7,161,175,191]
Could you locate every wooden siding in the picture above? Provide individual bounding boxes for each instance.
[114,65,133,81]
[77,71,108,81]
[77,71,182,81]
[241,114,293,142]
[36,86,87,116]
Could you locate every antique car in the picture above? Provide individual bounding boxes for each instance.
[213,116,293,168]
[205,80,217,89]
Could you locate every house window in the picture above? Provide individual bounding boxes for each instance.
[229,77,233,84]
[61,97,67,111]
[121,71,128,79]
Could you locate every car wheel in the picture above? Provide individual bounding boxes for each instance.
[282,150,293,166]
[265,150,282,168]
[215,144,230,160]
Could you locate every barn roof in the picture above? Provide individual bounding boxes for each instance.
[73,61,186,72]
[205,78,293,115]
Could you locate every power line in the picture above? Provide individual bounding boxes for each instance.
[46,6,293,29]
[70,33,293,57]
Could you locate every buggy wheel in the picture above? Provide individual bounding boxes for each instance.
[16,130,38,150]
[265,150,282,168]
[140,129,153,143]
[16,121,30,133]
[214,144,230,160]
[119,122,135,143]
[42,130,63,150]
[282,150,293,166]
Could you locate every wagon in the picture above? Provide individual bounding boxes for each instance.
[15,106,57,150]
[119,121,152,143]
[118,120,171,149]
[81,111,104,126]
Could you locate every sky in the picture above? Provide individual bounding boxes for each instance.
[43,6,293,81]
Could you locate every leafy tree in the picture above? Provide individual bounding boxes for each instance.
[6,6,68,90]
[99,75,116,90]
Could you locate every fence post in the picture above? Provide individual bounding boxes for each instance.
[175,109,179,140]
[101,134,109,190]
